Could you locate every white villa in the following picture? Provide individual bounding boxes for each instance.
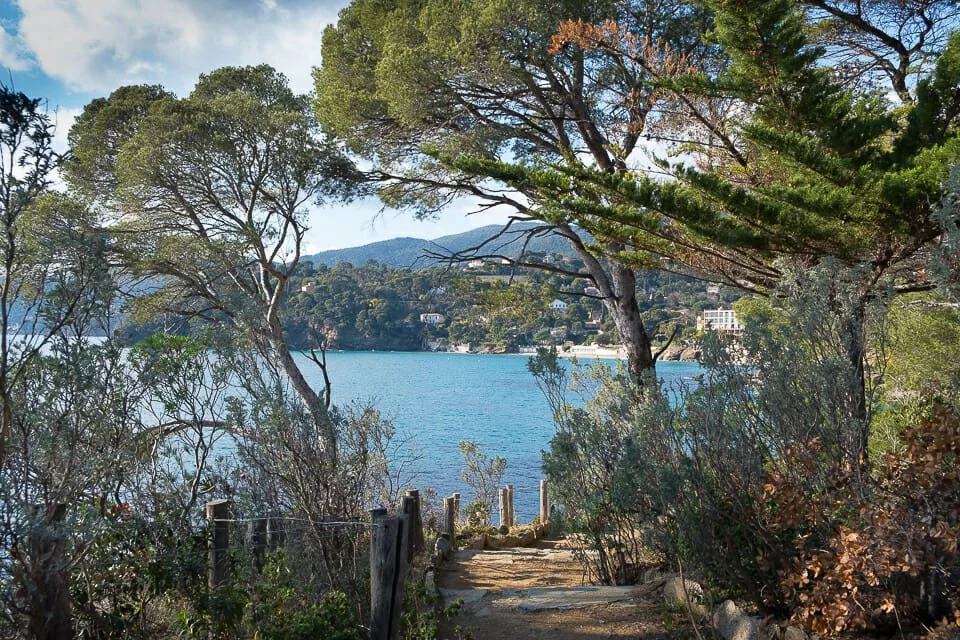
[549,299,568,312]
[697,308,743,335]
[419,313,446,325]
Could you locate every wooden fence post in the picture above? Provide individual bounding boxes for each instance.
[452,492,461,522]
[206,499,230,589]
[540,479,549,524]
[506,484,514,527]
[246,517,267,571]
[27,504,70,640]
[370,509,410,640]
[498,488,508,529]
[443,496,456,550]
[402,490,424,558]
[266,513,285,549]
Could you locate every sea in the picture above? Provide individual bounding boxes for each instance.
[297,351,701,521]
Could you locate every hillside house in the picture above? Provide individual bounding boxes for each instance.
[419,313,446,326]
[697,309,743,335]
[549,299,568,312]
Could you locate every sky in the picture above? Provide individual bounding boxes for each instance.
[0,0,514,253]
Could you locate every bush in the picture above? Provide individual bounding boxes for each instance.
[532,350,679,585]
[457,441,506,527]
[760,406,960,635]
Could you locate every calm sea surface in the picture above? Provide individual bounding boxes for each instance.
[295,351,701,521]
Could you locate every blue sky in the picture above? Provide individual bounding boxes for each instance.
[0,0,512,252]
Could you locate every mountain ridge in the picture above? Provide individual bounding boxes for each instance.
[304,223,578,268]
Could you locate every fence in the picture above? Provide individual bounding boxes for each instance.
[21,480,547,640]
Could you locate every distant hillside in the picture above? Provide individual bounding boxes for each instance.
[304,223,580,268]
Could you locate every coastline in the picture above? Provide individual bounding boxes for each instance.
[317,344,701,363]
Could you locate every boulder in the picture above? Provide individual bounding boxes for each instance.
[662,576,707,617]
[714,600,760,640]
[783,626,807,640]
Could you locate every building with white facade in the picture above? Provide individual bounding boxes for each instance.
[419,313,446,325]
[697,309,743,334]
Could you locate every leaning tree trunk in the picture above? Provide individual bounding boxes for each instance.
[607,261,656,387]
[267,314,339,462]
[842,299,869,476]
[565,231,656,388]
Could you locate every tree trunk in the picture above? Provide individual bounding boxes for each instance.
[607,262,656,387]
[271,335,338,461]
[570,237,656,388]
[843,300,869,471]
[27,504,71,640]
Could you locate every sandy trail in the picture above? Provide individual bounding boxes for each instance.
[434,539,693,640]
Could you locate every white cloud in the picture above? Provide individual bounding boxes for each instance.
[48,107,81,155]
[13,0,342,95]
[0,27,32,72]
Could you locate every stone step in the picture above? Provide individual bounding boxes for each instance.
[440,585,636,616]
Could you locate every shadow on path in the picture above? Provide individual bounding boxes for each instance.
[435,539,695,640]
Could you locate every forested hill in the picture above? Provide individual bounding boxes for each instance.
[303,223,579,268]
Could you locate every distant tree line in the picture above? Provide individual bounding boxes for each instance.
[282,258,738,353]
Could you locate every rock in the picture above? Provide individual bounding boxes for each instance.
[728,616,761,640]
[465,534,487,550]
[760,623,806,640]
[497,534,522,547]
[435,534,452,560]
[759,624,782,640]
[662,576,707,617]
[497,586,636,611]
[663,576,703,603]
[714,600,761,640]
[714,600,741,637]
[783,625,807,640]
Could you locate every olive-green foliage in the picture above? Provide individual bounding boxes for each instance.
[400,578,463,640]
[67,65,362,456]
[534,352,678,585]
[243,554,360,640]
[458,441,506,526]
[175,552,361,640]
[534,260,925,603]
[870,295,960,457]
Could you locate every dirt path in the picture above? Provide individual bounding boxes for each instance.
[434,539,693,640]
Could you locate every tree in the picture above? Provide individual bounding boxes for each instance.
[314,0,716,386]
[0,86,116,463]
[66,65,361,458]
[477,0,960,464]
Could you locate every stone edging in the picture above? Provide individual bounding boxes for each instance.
[462,523,552,550]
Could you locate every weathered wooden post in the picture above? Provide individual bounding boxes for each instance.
[27,504,70,640]
[246,517,267,571]
[266,513,285,549]
[498,487,508,529]
[452,492,461,521]
[402,490,424,558]
[443,495,456,550]
[540,479,549,524]
[506,484,515,527]
[206,499,230,589]
[370,509,410,640]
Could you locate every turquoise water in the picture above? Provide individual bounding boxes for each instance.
[295,351,701,521]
